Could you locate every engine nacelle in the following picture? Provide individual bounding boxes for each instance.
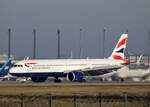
[31,77,47,82]
[67,71,83,82]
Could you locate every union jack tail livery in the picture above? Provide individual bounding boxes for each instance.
[109,34,128,62]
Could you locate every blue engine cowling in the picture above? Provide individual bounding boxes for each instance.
[67,71,83,82]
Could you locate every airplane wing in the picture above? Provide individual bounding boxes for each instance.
[81,65,122,76]
[82,65,121,71]
[65,64,125,82]
[64,65,122,76]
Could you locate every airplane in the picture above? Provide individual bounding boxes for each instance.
[98,55,150,82]
[7,33,128,82]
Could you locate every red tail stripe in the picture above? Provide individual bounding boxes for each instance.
[113,55,124,60]
[113,55,129,64]
[116,38,127,49]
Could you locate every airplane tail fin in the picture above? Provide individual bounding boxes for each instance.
[0,58,12,76]
[109,34,128,63]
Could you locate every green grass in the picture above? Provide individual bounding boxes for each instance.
[0,84,149,107]
[0,84,149,95]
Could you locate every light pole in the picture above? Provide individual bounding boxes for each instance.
[8,28,11,59]
[103,28,106,59]
[125,29,129,58]
[33,29,36,59]
[149,31,150,57]
[80,27,83,59]
[57,29,60,59]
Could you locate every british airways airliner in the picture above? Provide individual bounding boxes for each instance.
[0,34,128,82]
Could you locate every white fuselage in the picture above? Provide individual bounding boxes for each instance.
[9,59,123,77]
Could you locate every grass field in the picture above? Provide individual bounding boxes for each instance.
[0,84,150,95]
[0,84,149,107]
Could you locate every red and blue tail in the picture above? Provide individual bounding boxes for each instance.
[109,34,128,63]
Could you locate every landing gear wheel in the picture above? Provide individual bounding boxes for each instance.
[81,78,86,82]
[121,78,125,82]
[31,77,47,82]
[54,78,61,83]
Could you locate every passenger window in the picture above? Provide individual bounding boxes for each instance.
[18,65,23,67]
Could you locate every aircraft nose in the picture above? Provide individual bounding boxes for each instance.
[9,68,14,74]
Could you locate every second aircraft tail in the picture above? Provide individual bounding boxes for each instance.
[0,58,12,76]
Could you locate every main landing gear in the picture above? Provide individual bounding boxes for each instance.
[54,77,61,83]
[31,77,47,82]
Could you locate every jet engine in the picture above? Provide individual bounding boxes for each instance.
[67,71,84,82]
[31,77,47,82]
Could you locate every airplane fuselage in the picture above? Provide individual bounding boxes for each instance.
[9,59,123,77]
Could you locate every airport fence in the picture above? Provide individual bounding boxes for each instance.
[0,93,149,107]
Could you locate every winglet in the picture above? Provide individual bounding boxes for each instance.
[0,58,12,76]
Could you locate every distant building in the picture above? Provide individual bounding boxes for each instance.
[127,55,149,69]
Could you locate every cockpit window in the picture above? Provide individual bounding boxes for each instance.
[14,65,23,67]
[14,65,17,67]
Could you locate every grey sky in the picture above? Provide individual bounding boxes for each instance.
[0,0,150,59]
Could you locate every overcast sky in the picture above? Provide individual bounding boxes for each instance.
[0,0,150,59]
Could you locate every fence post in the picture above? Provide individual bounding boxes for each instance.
[148,92,150,107]
[74,94,76,107]
[48,94,52,107]
[20,93,24,107]
[98,93,102,107]
[123,92,127,107]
